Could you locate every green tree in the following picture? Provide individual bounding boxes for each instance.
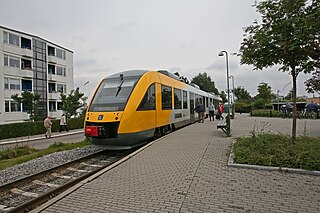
[60,88,87,118]
[11,91,40,121]
[239,0,320,144]
[284,89,293,100]
[255,82,275,106]
[234,86,252,102]
[305,70,320,95]
[191,72,219,94]
[220,91,227,103]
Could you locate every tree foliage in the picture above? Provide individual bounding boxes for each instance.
[305,70,320,94]
[239,0,320,144]
[234,86,252,101]
[255,82,276,102]
[60,88,87,118]
[11,91,40,121]
[191,72,219,94]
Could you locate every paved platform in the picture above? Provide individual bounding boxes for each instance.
[34,114,320,212]
[0,129,84,150]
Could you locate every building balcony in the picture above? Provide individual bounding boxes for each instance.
[4,66,33,78]
[48,92,61,100]
[3,44,33,57]
[20,69,33,78]
[20,48,33,58]
[47,55,57,64]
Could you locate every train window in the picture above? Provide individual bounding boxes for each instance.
[89,77,139,112]
[137,84,156,111]
[195,94,201,106]
[183,90,188,109]
[174,88,182,110]
[161,85,172,110]
[206,97,208,107]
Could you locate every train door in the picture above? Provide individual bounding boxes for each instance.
[189,92,195,122]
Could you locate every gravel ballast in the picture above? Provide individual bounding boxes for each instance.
[0,145,106,186]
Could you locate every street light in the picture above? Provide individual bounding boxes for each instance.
[218,50,231,136]
[229,75,235,119]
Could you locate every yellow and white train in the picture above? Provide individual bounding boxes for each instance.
[85,70,220,149]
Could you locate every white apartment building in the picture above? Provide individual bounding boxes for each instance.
[0,26,74,124]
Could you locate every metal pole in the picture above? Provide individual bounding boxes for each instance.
[230,75,235,119]
[219,51,231,136]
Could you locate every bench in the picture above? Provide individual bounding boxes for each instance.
[217,114,230,136]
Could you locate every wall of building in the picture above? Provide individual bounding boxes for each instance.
[307,97,320,105]
[0,26,74,124]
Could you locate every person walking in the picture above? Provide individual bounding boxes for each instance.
[44,116,52,138]
[217,103,225,120]
[195,103,205,123]
[208,102,215,121]
[59,114,69,132]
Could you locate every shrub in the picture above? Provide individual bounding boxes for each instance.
[0,117,84,140]
[233,133,320,171]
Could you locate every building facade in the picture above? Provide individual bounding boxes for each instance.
[0,26,74,124]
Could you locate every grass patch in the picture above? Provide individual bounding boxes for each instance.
[0,140,90,171]
[233,133,320,171]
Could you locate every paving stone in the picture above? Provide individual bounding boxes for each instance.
[38,114,320,213]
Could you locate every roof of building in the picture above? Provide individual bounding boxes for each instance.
[0,25,73,53]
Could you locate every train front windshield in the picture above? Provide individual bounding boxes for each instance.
[89,77,139,112]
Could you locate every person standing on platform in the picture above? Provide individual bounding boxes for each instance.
[195,103,205,123]
[59,114,69,132]
[208,102,215,121]
[44,116,52,138]
[218,103,225,120]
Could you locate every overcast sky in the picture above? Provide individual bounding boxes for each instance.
[0,0,314,99]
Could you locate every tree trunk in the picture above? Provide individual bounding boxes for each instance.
[291,67,297,144]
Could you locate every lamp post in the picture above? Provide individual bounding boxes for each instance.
[229,75,235,119]
[218,50,231,136]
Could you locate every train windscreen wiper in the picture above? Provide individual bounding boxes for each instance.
[115,74,124,97]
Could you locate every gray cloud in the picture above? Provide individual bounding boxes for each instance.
[0,0,313,100]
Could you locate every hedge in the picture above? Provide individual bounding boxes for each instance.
[0,117,84,140]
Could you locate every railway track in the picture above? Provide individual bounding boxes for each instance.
[0,149,134,213]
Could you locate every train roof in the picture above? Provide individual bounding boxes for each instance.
[105,70,149,79]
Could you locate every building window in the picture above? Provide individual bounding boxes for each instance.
[48,64,55,74]
[5,100,22,112]
[9,56,20,68]
[56,66,66,76]
[9,33,20,46]
[22,79,32,91]
[48,83,56,93]
[5,101,10,112]
[4,54,20,68]
[174,88,182,110]
[57,102,63,110]
[161,85,172,110]
[3,31,8,43]
[5,78,21,90]
[21,59,32,70]
[4,54,8,66]
[21,37,31,49]
[48,46,55,56]
[57,84,66,93]
[4,78,9,89]
[49,101,56,111]
[56,48,66,59]
[137,84,156,111]
[183,90,188,109]
[11,101,21,112]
